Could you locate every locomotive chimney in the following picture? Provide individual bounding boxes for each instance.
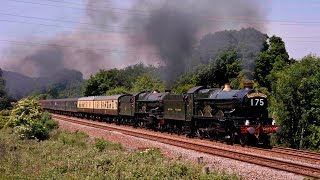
[223,83,232,91]
[244,80,253,89]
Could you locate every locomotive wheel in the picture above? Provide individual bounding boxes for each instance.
[242,134,258,146]
[240,136,248,147]
[224,133,235,145]
[260,134,271,148]
[263,139,271,149]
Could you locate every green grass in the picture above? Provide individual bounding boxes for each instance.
[0,128,240,179]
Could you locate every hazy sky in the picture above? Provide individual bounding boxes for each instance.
[0,0,319,75]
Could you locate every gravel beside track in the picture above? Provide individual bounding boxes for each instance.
[53,115,305,180]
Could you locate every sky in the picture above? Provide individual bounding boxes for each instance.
[0,0,319,77]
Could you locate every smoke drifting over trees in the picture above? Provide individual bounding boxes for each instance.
[129,0,267,84]
[0,0,268,82]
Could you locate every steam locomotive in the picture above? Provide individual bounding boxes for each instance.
[39,81,281,146]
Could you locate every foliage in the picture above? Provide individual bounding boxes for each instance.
[229,71,248,89]
[309,125,320,151]
[0,69,13,110]
[118,63,157,89]
[83,69,122,96]
[0,68,6,97]
[46,80,84,99]
[197,49,241,87]
[0,109,10,116]
[0,110,11,129]
[171,49,242,92]
[254,36,291,90]
[59,130,88,147]
[94,138,122,152]
[0,116,9,129]
[0,97,11,110]
[172,72,198,93]
[195,28,267,71]
[131,73,165,93]
[83,64,157,96]
[5,98,58,140]
[105,86,130,96]
[3,69,84,99]
[95,138,107,152]
[0,129,240,179]
[271,55,320,150]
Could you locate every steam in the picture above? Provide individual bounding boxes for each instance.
[86,0,118,29]
[128,0,267,85]
[0,0,268,81]
[23,46,64,77]
[144,7,198,82]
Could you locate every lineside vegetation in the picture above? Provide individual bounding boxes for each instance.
[0,129,240,179]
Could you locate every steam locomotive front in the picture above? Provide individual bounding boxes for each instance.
[239,89,281,144]
[208,82,281,146]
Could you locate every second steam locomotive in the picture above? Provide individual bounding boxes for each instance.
[40,81,281,146]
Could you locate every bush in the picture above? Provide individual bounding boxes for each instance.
[95,138,122,152]
[59,130,88,147]
[95,138,107,152]
[0,110,10,116]
[0,110,10,129]
[5,98,58,140]
[0,116,9,129]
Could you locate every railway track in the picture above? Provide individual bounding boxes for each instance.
[270,146,320,163]
[242,146,320,165]
[52,114,320,179]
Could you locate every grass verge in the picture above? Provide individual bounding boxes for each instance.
[0,128,240,179]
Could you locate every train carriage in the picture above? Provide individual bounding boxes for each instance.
[65,98,78,113]
[77,97,94,113]
[50,99,66,112]
[93,95,131,116]
[39,99,50,110]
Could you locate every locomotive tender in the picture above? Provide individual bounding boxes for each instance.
[39,82,281,146]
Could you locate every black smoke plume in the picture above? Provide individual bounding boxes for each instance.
[145,7,198,83]
[23,46,64,77]
[128,0,267,86]
[0,0,268,85]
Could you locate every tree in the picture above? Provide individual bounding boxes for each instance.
[118,63,156,89]
[0,69,6,97]
[172,72,198,94]
[83,69,122,96]
[271,55,320,150]
[83,64,157,96]
[0,68,11,110]
[254,36,291,89]
[105,86,130,95]
[131,73,165,93]
[197,49,241,87]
